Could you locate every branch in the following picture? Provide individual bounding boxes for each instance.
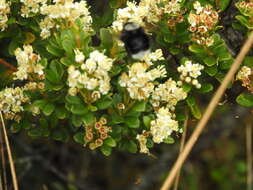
[173,110,189,190]
[160,31,253,190]
[0,59,17,72]
[0,112,19,190]
[246,119,252,190]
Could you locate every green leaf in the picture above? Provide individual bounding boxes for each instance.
[55,106,68,119]
[189,104,202,119]
[95,96,113,110]
[11,123,21,133]
[33,99,47,109]
[189,44,206,54]
[130,100,147,112]
[46,44,64,57]
[100,145,112,156]
[73,131,85,144]
[236,93,253,107]
[127,140,137,153]
[70,104,88,115]
[125,116,140,128]
[236,15,253,29]
[51,129,69,142]
[243,56,253,67]
[50,60,64,80]
[100,28,113,49]
[143,115,152,128]
[62,39,76,54]
[186,96,202,119]
[45,69,60,84]
[28,128,43,138]
[216,0,231,11]
[186,96,196,107]
[65,95,83,105]
[81,112,95,125]
[205,65,218,76]
[203,57,217,66]
[104,137,117,147]
[163,137,175,144]
[110,113,124,124]
[146,138,154,148]
[71,115,83,127]
[60,57,74,66]
[196,83,214,94]
[42,103,55,116]
[182,83,192,93]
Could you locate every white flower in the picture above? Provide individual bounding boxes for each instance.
[74,49,85,63]
[67,50,114,97]
[0,87,29,121]
[150,107,179,144]
[14,45,44,81]
[177,60,204,88]
[0,0,10,31]
[119,62,166,100]
[152,78,187,110]
[236,66,252,81]
[39,0,92,38]
[136,131,149,154]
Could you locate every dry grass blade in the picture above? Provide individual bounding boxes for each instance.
[0,111,19,190]
[160,31,253,190]
[0,121,7,190]
[246,120,252,190]
[173,111,189,190]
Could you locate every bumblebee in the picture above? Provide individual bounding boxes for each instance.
[120,22,150,59]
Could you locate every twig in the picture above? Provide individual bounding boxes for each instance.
[160,31,253,190]
[0,122,7,190]
[0,112,19,190]
[173,110,189,190]
[0,59,17,72]
[246,119,252,190]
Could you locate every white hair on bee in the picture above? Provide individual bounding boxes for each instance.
[132,49,150,60]
[124,22,141,31]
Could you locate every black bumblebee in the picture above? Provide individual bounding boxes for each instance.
[120,22,150,59]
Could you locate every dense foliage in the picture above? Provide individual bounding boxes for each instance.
[0,0,252,156]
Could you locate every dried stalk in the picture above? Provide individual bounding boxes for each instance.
[160,31,253,190]
[0,111,19,190]
[0,59,17,72]
[0,122,7,190]
[246,120,252,190]
[173,111,189,190]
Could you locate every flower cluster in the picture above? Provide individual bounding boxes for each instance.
[188,1,219,46]
[0,0,10,31]
[112,0,183,33]
[14,45,44,81]
[152,78,187,110]
[0,87,29,122]
[177,60,204,89]
[112,1,148,33]
[67,50,114,98]
[39,0,92,38]
[236,66,253,93]
[236,1,253,15]
[84,117,112,150]
[150,107,179,144]
[119,62,166,100]
[20,0,47,17]
[141,49,164,66]
[136,130,150,154]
